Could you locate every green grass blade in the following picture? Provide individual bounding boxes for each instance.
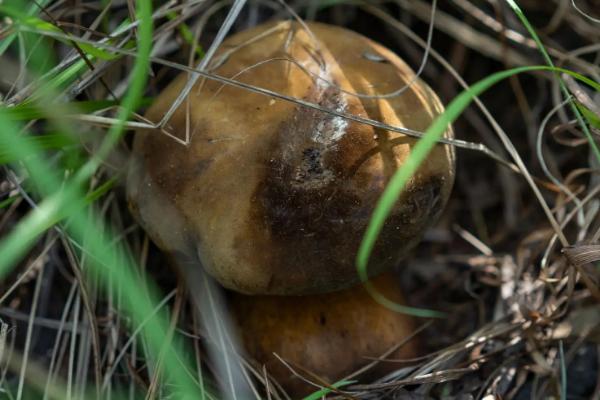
[1,9,55,76]
[0,135,75,164]
[1,4,119,61]
[0,113,202,398]
[0,0,204,395]
[85,177,118,204]
[166,11,205,59]
[0,0,52,57]
[577,103,600,130]
[505,0,600,163]
[302,380,355,400]
[0,187,78,273]
[0,196,19,209]
[74,0,153,183]
[5,99,152,121]
[357,65,600,318]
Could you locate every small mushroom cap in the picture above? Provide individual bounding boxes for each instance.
[128,21,455,295]
[229,272,419,396]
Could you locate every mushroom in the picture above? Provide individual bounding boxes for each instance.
[127,20,454,295]
[229,271,419,396]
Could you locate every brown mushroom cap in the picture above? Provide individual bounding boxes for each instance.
[128,21,455,295]
[229,271,419,396]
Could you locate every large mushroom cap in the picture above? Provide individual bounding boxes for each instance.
[229,272,419,396]
[128,20,455,295]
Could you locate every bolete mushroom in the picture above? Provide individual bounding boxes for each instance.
[127,20,455,295]
[229,271,419,396]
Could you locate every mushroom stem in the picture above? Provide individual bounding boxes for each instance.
[228,271,420,396]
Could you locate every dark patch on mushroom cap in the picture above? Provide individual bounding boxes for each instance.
[249,155,449,294]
